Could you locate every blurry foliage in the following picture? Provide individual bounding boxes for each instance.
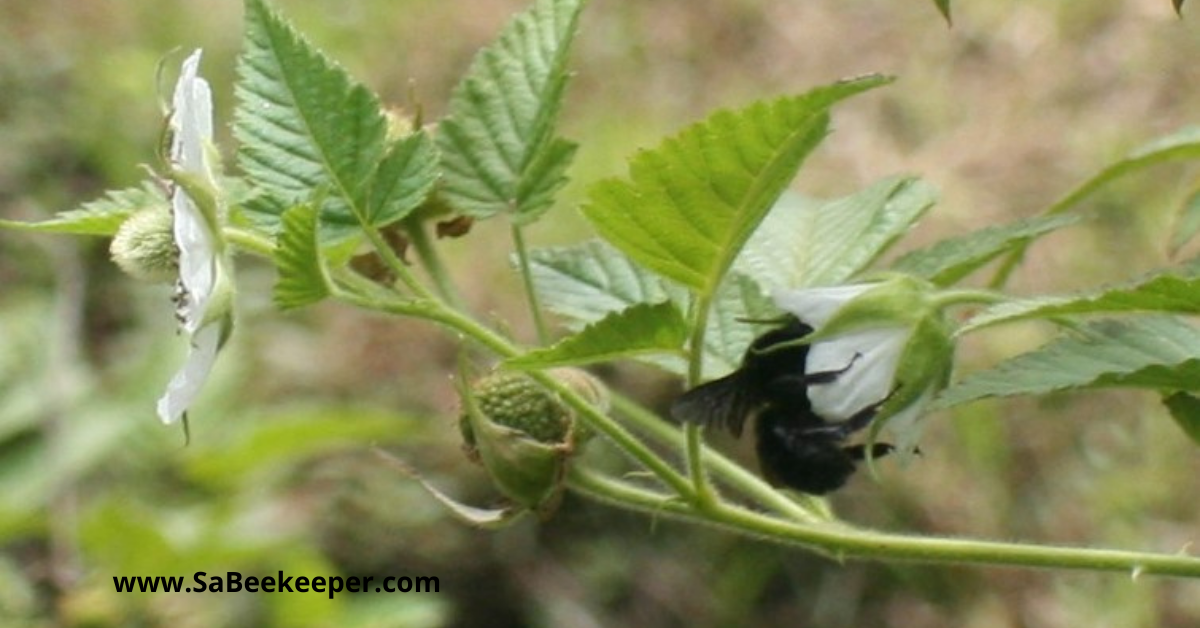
[1,1,1199,627]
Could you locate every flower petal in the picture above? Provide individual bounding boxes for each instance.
[169,49,218,334]
[171,50,213,175]
[772,283,876,327]
[806,326,907,421]
[156,324,222,424]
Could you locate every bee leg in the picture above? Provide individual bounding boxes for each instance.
[801,351,862,385]
[763,352,863,397]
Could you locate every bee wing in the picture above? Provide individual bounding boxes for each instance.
[670,372,757,437]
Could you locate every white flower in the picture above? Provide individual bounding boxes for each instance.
[156,49,232,425]
[772,276,954,451]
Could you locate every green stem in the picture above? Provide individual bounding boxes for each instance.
[684,293,716,506]
[363,226,433,299]
[929,288,1007,309]
[223,227,276,258]
[988,244,1026,289]
[568,467,1200,578]
[336,265,1200,579]
[511,223,549,345]
[404,217,467,310]
[333,283,693,497]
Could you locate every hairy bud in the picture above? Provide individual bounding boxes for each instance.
[109,208,177,284]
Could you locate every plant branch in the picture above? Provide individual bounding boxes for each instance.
[223,226,276,257]
[684,293,717,506]
[362,225,434,299]
[568,466,1200,578]
[332,283,694,497]
[511,223,550,344]
[610,393,823,524]
[403,216,467,310]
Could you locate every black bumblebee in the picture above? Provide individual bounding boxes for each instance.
[671,318,893,494]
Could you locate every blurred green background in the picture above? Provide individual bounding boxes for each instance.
[3,1,1200,626]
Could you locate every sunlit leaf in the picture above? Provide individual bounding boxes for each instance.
[365,131,439,228]
[960,261,1200,332]
[0,183,164,236]
[938,316,1200,408]
[582,75,892,296]
[235,0,387,236]
[738,176,936,292]
[436,0,584,223]
[506,301,688,369]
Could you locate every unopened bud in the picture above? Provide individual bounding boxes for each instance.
[109,207,177,284]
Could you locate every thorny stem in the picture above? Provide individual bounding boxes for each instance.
[321,234,1200,580]
[567,467,1200,578]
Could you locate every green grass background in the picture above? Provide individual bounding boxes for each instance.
[2,1,1200,626]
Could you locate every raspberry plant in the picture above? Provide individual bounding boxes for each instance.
[5,0,1200,582]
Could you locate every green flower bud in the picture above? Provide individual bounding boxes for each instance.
[458,368,607,518]
[109,207,178,284]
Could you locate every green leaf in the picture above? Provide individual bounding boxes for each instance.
[960,262,1200,332]
[582,75,892,296]
[703,274,778,375]
[892,214,1079,286]
[528,239,687,325]
[506,302,687,369]
[937,316,1200,408]
[436,0,584,223]
[737,176,936,292]
[527,240,775,375]
[273,203,330,309]
[1045,126,1200,217]
[235,0,387,235]
[365,131,439,228]
[0,183,164,236]
[1169,187,1200,256]
[1163,392,1200,446]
